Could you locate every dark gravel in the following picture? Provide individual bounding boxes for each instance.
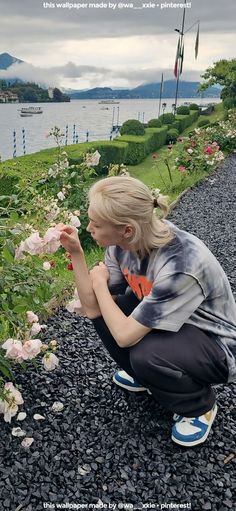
[1,156,236,511]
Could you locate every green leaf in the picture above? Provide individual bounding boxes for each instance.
[13,304,28,313]
[2,245,14,264]
[9,211,19,222]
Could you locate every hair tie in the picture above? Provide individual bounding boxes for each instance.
[151,187,160,208]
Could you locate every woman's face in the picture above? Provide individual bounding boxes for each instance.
[86,206,134,249]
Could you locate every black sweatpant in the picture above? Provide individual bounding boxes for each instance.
[92,291,229,417]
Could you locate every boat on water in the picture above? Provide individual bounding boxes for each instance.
[98,100,120,104]
[20,106,43,115]
[20,112,33,117]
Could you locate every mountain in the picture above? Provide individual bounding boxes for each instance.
[0,53,220,99]
[0,52,24,70]
[68,81,220,100]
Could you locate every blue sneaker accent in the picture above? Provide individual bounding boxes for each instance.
[171,403,218,447]
[113,370,148,392]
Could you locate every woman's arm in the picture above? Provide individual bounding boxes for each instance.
[59,225,101,319]
[90,262,151,347]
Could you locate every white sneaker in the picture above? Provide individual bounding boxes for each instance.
[171,403,218,447]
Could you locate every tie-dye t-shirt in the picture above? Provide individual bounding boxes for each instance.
[105,221,236,382]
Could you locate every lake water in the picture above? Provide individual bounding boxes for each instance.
[0,98,220,162]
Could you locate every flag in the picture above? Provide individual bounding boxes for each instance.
[195,23,200,59]
[174,37,181,78]
[174,37,184,78]
[179,41,184,75]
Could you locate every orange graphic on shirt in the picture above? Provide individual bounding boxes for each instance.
[122,267,153,300]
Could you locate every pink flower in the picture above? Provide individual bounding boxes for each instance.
[42,353,59,371]
[22,232,45,256]
[0,382,24,423]
[68,214,81,228]
[204,146,214,155]
[43,227,61,254]
[15,241,26,260]
[178,166,187,173]
[2,339,24,362]
[26,311,39,324]
[151,153,158,160]
[22,339,42,360]
[30,323,42,336]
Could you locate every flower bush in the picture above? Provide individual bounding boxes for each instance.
[175,135,225,175]
[0,127,101,425]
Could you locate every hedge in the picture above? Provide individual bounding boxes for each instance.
[67,140,129,175]
[175,110,199,132]
[119,126,168,164]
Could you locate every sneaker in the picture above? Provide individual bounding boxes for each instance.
[171,403,218,447]
[113,370,148,392]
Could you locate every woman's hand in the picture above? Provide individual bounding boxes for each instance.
[90,262,110,289]
[58,224,83,255]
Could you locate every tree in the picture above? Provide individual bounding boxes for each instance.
[53,87,63,102]
[22,87,38,102]
[199,59,236,100]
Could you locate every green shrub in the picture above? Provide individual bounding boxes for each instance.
[176,105,190,115]
[166,128,179,144]
[172,120,181,131]
[175,110,199,131]
[189,103,200,111]
[68,141,128,176]
[147,118,162,128]
[159,113,175,125]
[120,119,145,136]
[119,127,167,165]
[197,119,211,128]
[0,174,19,195]
[223,97,236,110]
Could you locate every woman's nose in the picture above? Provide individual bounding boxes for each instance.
[86,222,92,233]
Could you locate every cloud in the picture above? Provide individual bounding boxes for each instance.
[0,0,235,89]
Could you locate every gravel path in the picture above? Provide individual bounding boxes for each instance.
[1,156,236,511]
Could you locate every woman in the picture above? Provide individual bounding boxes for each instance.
[59,176,236,447]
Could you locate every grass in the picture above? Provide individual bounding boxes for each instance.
[127,103,225,203]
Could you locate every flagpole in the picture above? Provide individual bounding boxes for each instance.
[158,73,164,117]
[174,0,187,112]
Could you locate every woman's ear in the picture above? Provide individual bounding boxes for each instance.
[123,225,134,239]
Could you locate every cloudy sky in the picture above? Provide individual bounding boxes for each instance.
[0,0,235,90]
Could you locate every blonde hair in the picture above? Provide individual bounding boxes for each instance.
[88,176,174,258]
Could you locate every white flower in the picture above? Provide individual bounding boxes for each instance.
[0,382,24,423]
[57,191,65,201]
[42,353,59,371]
[43,261,51,271]
[85,150,101,167]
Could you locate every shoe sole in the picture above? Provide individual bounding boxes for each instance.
[112,376,148,392]
[171,404,218,447]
